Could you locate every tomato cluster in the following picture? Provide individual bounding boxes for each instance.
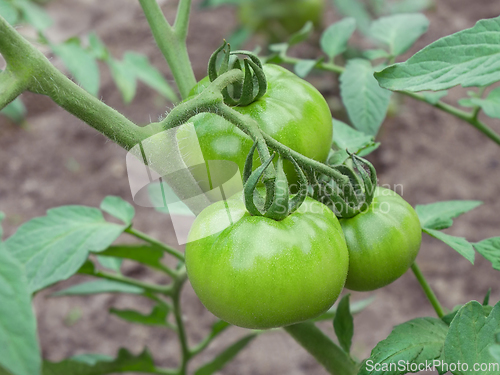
[184,65,422,329]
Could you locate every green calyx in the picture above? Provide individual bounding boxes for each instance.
[243,143,308,220]
[306,152,378,219]
[208,40,267,106]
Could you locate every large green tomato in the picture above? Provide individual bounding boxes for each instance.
[340,187,422,292]
[185,194,349,329]
[184,64,332,187]
[238,0,324,42]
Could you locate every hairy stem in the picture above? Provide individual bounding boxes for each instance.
[125,227,185,262]
[139,0,196,100]
[172,279,190,374]
[0,68,30,110]
[0,15,151,150]
[174,0,192,41]
[411,262,445,318]
[402,91,500,147]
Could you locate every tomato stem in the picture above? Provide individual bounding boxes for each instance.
[125,227,185,262]
[138,0,196,100]
[410,262,446,318]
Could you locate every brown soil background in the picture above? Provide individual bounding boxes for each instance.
[1,0,500,374]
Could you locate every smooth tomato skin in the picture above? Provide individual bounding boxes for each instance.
[238,0,324,42]
[340,187,422,292]
[184,64,332,186]
[185,195,349,329]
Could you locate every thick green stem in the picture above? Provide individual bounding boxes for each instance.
[411,262,445,318]
[284,322,358,375]
[94,270,173,295]
[139,0,196,100]
[125,227,185,262]
[0,68,30,110]
[0,15,151,150]
[172,279,190,374]
[153,69,276,181]
[174,0,192,41]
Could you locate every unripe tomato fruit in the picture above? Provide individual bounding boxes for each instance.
[185,64,332,187]
[238,0,324,42]
[340,187,422,292]
[185,194,349,329]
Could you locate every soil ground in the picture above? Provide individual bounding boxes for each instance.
[1,0,500,374]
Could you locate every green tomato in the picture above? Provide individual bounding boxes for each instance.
[340,187,422,292]
[238,0,324,42]
[185,194,349,329]
[183,64,332,188]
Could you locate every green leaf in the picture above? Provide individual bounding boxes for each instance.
[469,87,500,119]
[458,98,475,108]
[110,304,169,326]
[194,334,257,375]
[484,289,492,306]
[369,14,429,56]
[333,294,353,353]
[100,196,135,226]
[285,322,357,375]
[294,59,317,78]
[0,0,19,26]
[227,27,251,50]
[320,18,356,59]
[421,90,448,105]
[51,42,100,96]
[97,244,165,271]
[0,247,41,375]
[332,118,378,155]
[331,0,371,35]
[0,97,27,124]
[5,206,125,293]
[490,344,500,365]
[68,354,113,365]
[375,16,500,92]
[416,200,482,230]
[387,0,434,14]
[52,279,144,296]
[96,255,122,272]
[288,21,313,46]
[87,32,108,60]
[148,182,193,216]
[313,295,375,322]
[363,49,390,61]
[424,229,475,264]
[42,348,156,374]
[123,52,178,102]
[358,317,448,375]
[474,237,500,271]
[444,301,500,375]
[108,59,137,104]
[340,59,392,136]
[16,0,52,30]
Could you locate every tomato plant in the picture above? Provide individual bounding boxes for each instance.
[340,187,422,291]
[185,194,349,329]
[1,2,500,375]
[184,64,332,185]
